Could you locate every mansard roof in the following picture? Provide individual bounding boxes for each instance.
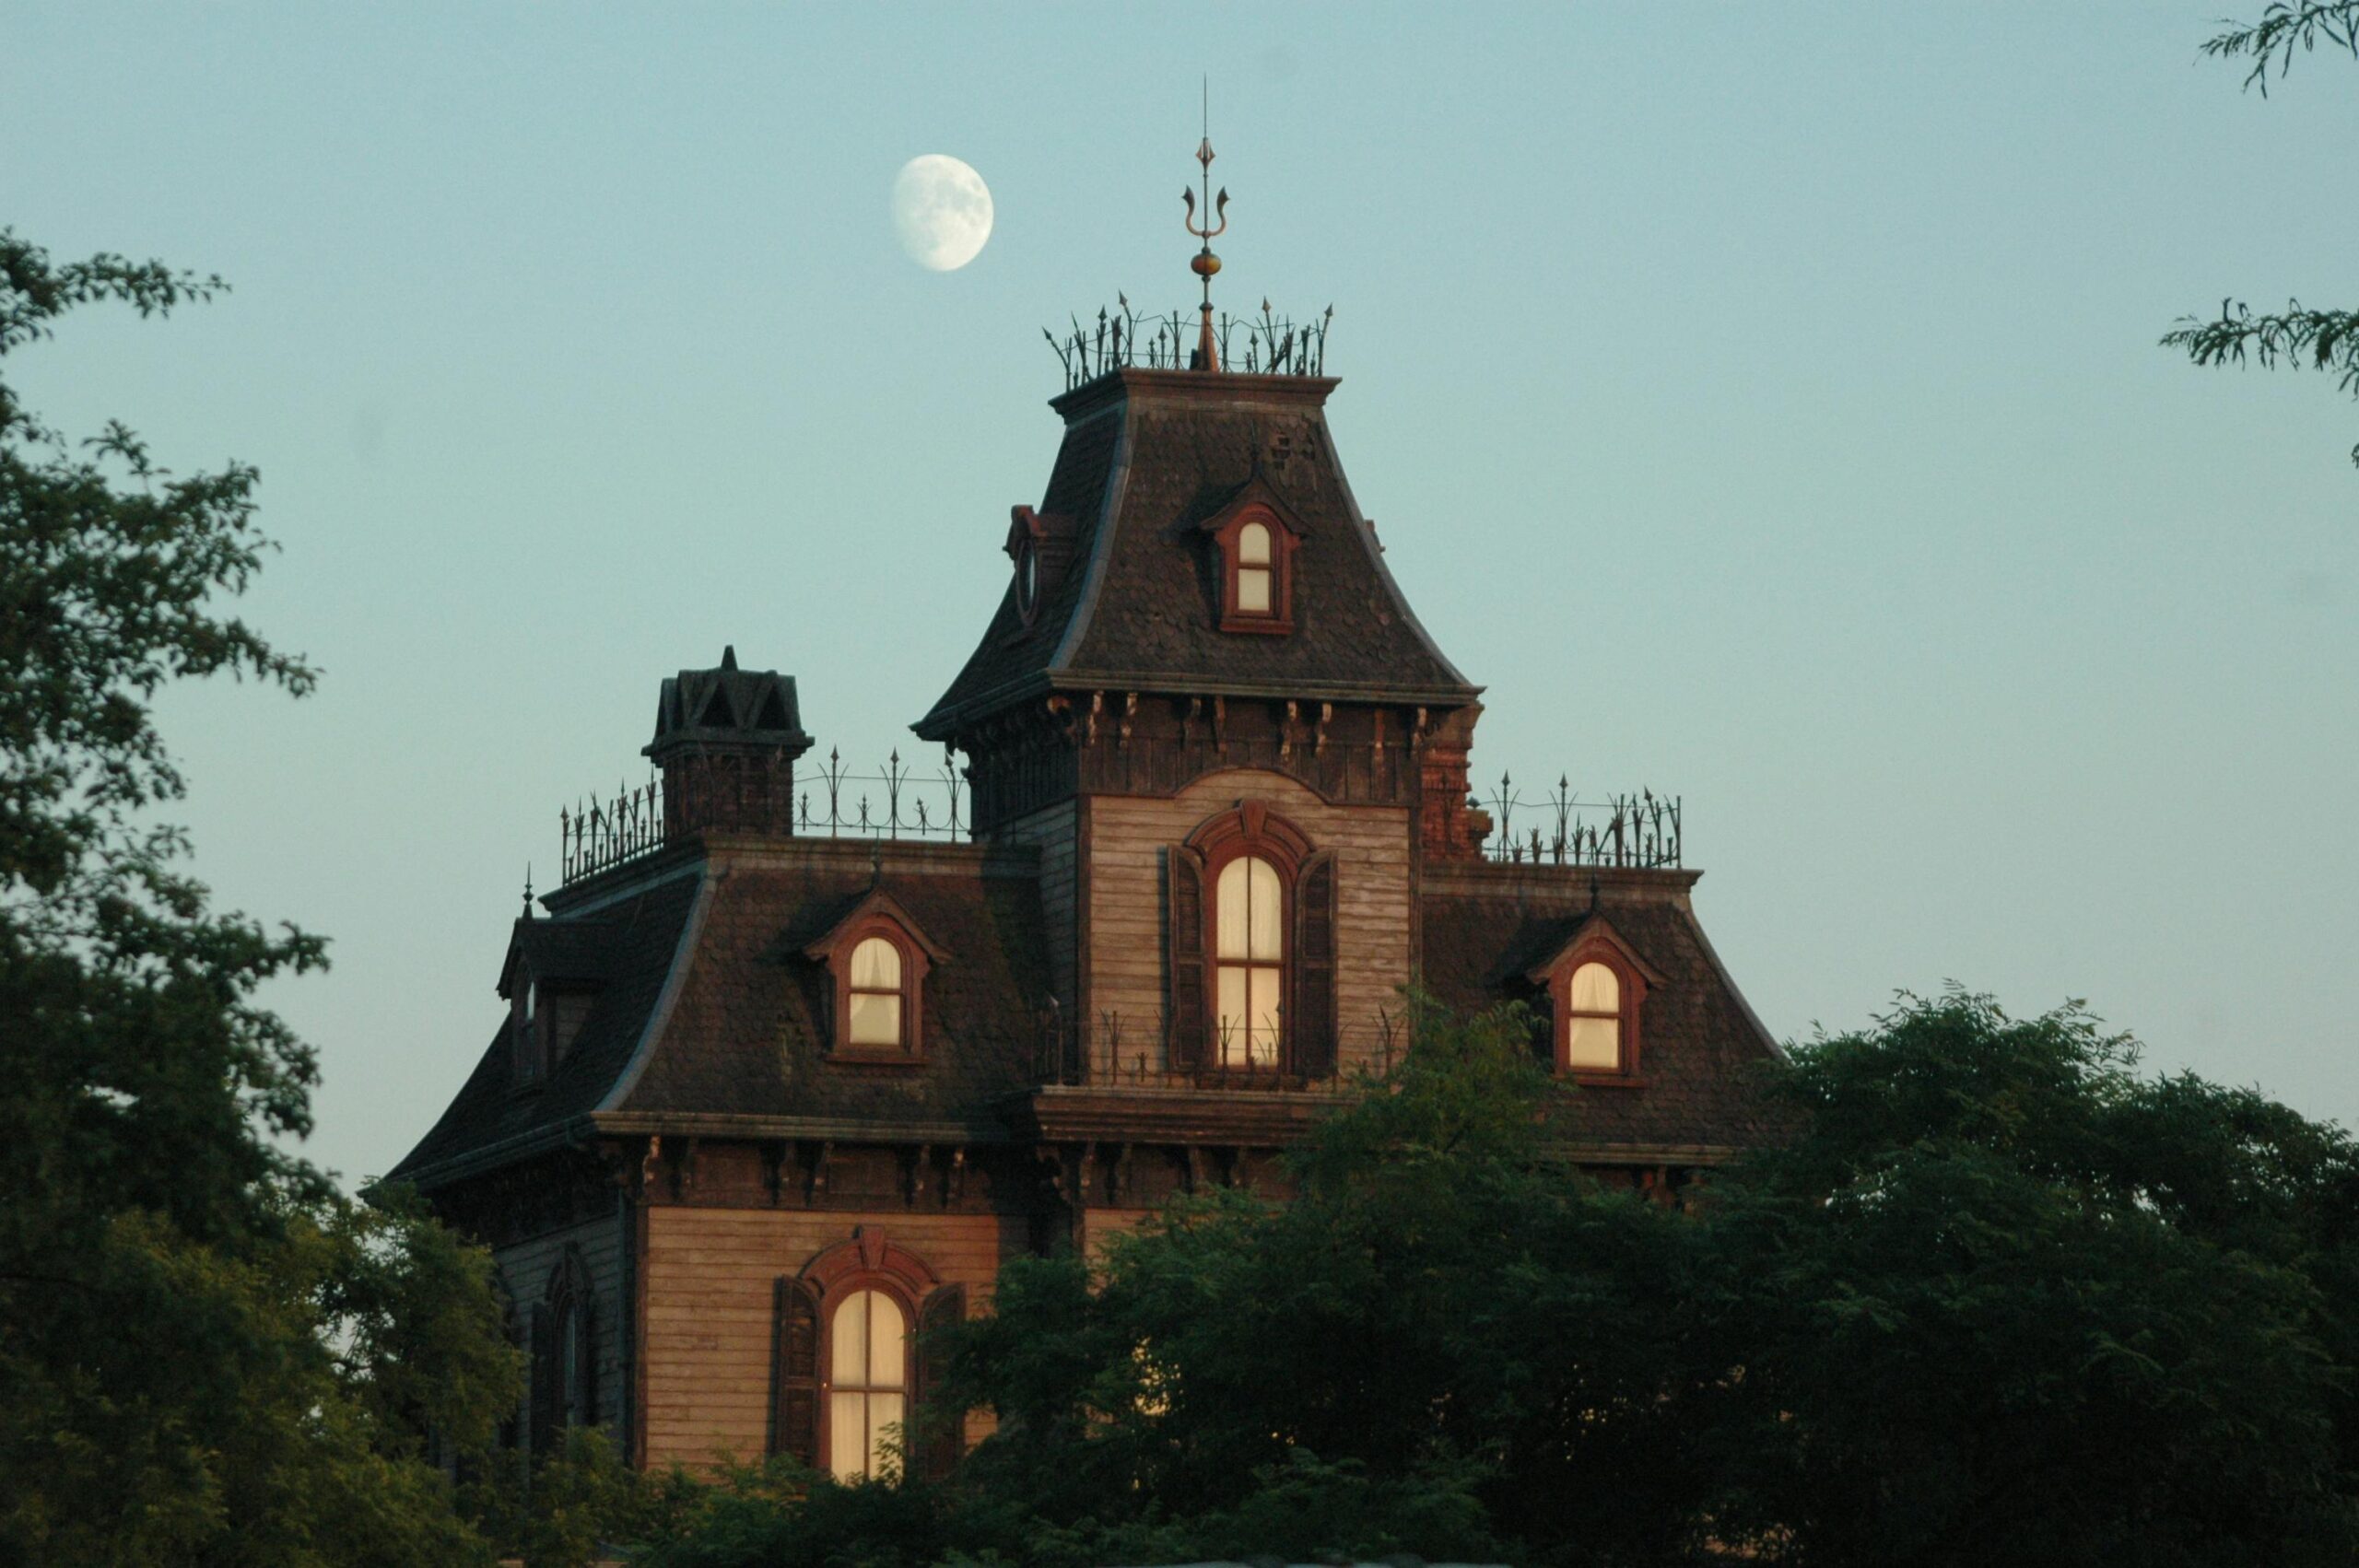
[384,840,1052,1188]
[1418,863,1792,1157]
[916,369,1479,740]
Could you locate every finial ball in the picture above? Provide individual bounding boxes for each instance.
[1191,252,1222,278]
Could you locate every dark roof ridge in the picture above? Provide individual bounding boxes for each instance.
[1318,401,1480,696]
[1042,391,1139,679]
[593,865,720,1113]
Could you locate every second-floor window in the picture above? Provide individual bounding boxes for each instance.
[1215,853,1285,1066]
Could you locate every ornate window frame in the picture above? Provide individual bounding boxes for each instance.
[1168,802,1338,1079]
[804,890,946,1060]
[1525,915,1665,1085]
[771,1228,967,1481]
[1196,481,1306,636]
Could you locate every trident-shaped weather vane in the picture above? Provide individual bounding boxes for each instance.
[1182,77,1228,371]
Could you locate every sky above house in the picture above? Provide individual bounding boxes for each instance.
[6,3,2355,1187]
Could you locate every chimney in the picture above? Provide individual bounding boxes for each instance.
[642,646,813,838]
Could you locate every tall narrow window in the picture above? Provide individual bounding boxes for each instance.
[828,1288,908,1481]
[848,937,903,1048]
[557,1297,584,1426]
[1215,854,1284,1067]
[1565,961,1622,1071]
[1235,521,1273,615]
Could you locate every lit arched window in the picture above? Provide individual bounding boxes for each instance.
[827,1288,909,1481]
[1235,521,1273,615]
[1565,961,1622,1071]
[1215,854,1284,1067]
[848,937,904,1048]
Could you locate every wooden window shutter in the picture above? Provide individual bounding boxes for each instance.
[1291,850,1339,1079]
[769,1277,821,1466]
[914,1283,968,1480]
[1167,846,1208,1070]
[528,1302,557,1457]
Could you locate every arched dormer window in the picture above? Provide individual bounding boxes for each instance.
[1198,484,1305,636]
[1003,504,1073,630]
[848,936,905,1047]
[805,891,946,1059]
[1526,917,1664,1083]
[1565,961,1623,1071]
[1168,802,1338,1079]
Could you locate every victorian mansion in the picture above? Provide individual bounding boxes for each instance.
[389,202,1787,1480]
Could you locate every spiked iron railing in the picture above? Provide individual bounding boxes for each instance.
[559,747,966,884]
[1478,774,1683,870]
[1047,297,1332,390]
[1034,1008,1409,1093]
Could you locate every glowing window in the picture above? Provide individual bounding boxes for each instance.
[828,1288,908,1481]
[1235,521,1273,614]
[848,937,903,1047]
[1566,961,1622,1071]
[1215,854,1284,1067]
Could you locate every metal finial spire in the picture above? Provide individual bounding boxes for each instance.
[522,863,535,919]
[1182,76,1228,372]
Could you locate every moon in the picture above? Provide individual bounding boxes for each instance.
[893,155,993,272]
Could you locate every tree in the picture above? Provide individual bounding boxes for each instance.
[1697,992,2359,1566]
[583,991,2358,1566]
[0,230,518,1565]
[2164,4,2359,465]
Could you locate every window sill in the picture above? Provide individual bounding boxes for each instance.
[826,1050,926,1070]
[1568,1071,1648,1090]
[1218,615,1295,637]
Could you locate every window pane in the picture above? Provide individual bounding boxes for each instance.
[867,1293,906,1387]
[1217,964,1249,1051]
[867,1391,905,1477]
[848,992,901,1047]
[1570,962,1619,1014]
[828,1391,868,1480]
[832,1291,872,1384]
[1567,1015,1621,1070]
[1247,859,1283,960]
[1238,521,1271,565]
[1249,966,1282,1059]
[851,937,901,989]
[1237,567,1272,614]
[1216,859,1248,958]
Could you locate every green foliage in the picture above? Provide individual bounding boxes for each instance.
[1698,992,2359,1566]
[0,229,519,1565]
[631,990,2359,1568]
[2168,5,2359,464]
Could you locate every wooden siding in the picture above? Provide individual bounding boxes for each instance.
[639,1205,1022,1469]
[1086,770,1413,1074]
[1078,1205,1156,1258]
[494,1207,628,1455]
[996,799,1079,1013]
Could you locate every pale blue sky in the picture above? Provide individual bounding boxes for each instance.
[7,3,2354,1185]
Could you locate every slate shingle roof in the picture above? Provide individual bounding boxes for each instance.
[387,844,1052,1185]
[1418,868,1791,1153]
[390,867,701,1182]
[918,370,1478,738]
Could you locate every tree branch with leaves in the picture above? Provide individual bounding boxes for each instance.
[2165,4,2359,466]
